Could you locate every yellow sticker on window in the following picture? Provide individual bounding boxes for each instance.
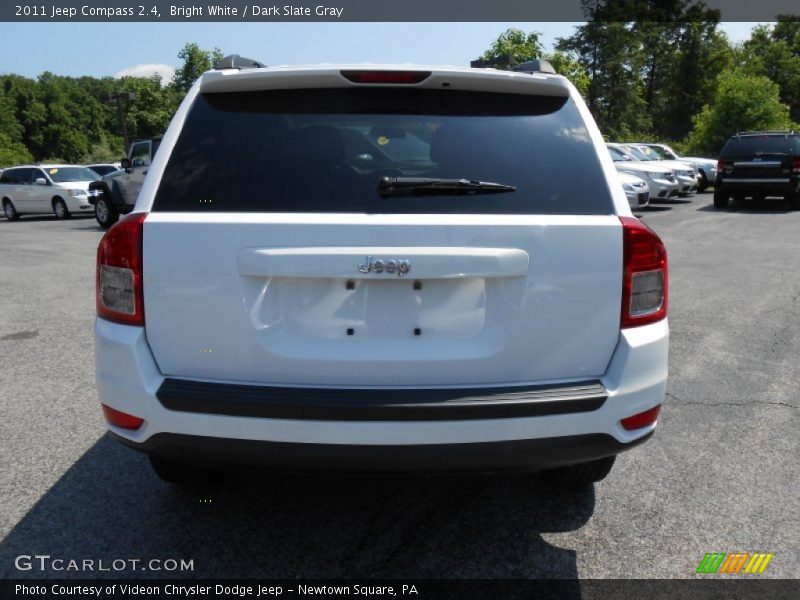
[49,168,58,174]
[377,136,389,146]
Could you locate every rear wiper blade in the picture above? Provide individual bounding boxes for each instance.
[378,176,516,197]
[754,151,789,157]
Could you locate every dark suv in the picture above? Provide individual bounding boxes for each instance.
[714,131,800,209]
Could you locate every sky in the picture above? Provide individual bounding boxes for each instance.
[0,22,765,81]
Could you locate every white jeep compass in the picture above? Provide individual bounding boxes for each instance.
[95,58,669,486]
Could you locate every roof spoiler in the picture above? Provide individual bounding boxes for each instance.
[470,55,556,75]
[735,130,797,137]
[214,54,266,70]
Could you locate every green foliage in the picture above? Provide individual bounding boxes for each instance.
[545,51,590,97]
[0,41,222,166]
[482,29,543,64]
[738,21,800,123]
[171,43,224,93]
[684,70,792,155]
[480,31,590,98]
[557,21,651,139]
[0,133,33,165]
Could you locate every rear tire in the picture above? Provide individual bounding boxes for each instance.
[786,193,800,211]
[3,199,19,220]
[53,198,70,219]
[713,190,729,209]
[541,455,616,486]
[95,196,119,229]
[149,456,209,486]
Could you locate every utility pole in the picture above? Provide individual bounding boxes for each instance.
[108,92,136,151]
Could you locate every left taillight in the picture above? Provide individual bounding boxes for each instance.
[102,404,144,430]
[96,212,146,326]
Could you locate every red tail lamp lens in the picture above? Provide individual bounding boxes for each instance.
[341,71,431,84]
[102,404,144,430]
[620,405,661,431]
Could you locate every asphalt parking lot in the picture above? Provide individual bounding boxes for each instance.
[0,196,798,580]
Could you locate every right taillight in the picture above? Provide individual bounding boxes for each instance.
[620,216,668,328]
[792,156,800,173]
[96,212,146,326]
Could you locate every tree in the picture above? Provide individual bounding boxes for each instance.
[546,51,590,97]
[558,1,726,140]
[481,28,543,64]
[479,29,590,97]
[684,70,792,155]
[557,22,650,139]
[738,21,800,123]
[171,43,224,94]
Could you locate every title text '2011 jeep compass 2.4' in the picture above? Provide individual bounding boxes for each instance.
[95,58,669,486]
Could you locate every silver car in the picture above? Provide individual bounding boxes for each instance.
[614,144,697,197]
[636,143,717,191]
[607,144,680,200]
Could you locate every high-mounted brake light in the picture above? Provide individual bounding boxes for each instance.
[341,70,431,84]
[620,216,668,328]
[101,404,145,430]
[96,212,147,326]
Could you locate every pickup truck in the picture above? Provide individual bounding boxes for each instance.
[88,137,161,228]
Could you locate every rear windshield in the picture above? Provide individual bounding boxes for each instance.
[153,88,614,215]
[720,135,800,158]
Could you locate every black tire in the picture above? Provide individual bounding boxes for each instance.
[713,190,729,209]
[787,193,800,211]
[697,172,709,192]
[541,455,616,486]
[95,196,119,229]
[149,456,209,486]
[53,197,70,219]
[3,199,20,220]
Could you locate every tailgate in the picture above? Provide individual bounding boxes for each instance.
[143,214,622,386]
[139,79,623,387]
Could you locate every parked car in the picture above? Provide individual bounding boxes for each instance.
[607,144,680,200]
[617,171,650,209]
[88,137,161,229]
[0,164,99,220]
[614,144,697,197]
[714,131,800,210]
[95,59,669,487]
[635,143,717,191]
[86,163,121,177]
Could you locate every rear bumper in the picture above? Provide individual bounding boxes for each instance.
[95,318,668,472]
[717,179,799,195]
[156,378,608,421]
[110,430,652,473]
